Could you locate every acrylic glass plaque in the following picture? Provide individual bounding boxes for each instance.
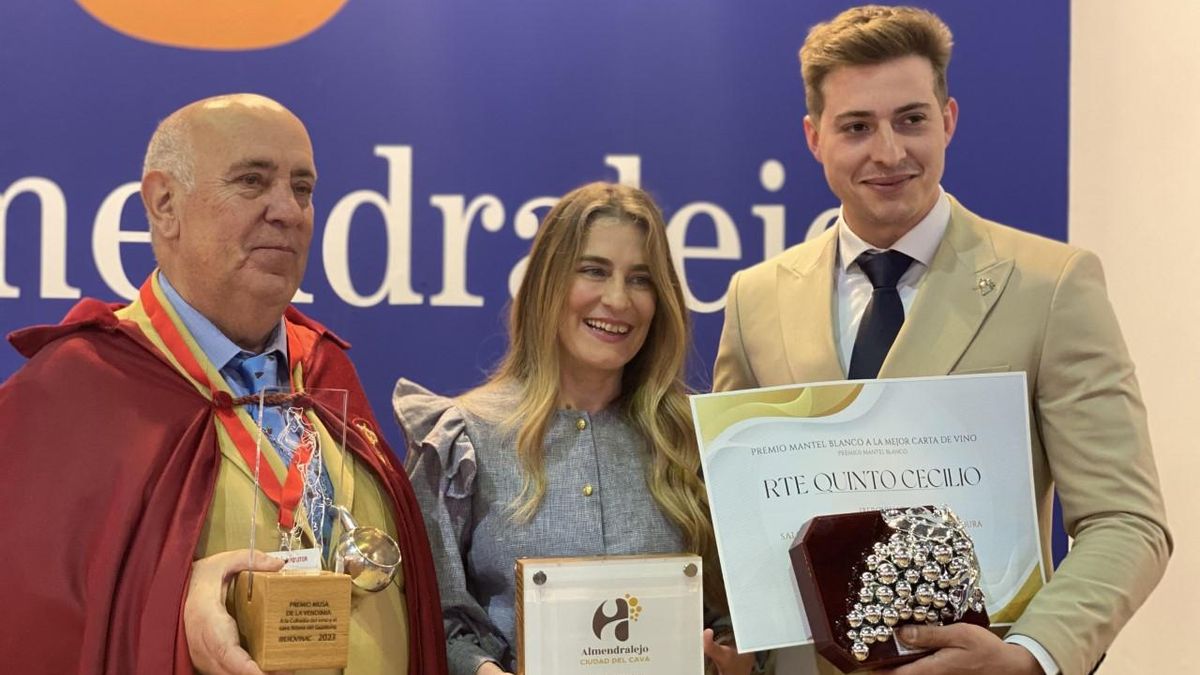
[516,554,704,675]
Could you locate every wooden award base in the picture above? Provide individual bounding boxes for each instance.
[790,512,989,673]
[228,570,352,671]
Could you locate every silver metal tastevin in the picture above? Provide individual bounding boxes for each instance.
[331,505,402,592]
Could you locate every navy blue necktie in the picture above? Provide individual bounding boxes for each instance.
[848,250,914,379]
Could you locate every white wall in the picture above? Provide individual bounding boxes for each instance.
[1070,1,1200,671]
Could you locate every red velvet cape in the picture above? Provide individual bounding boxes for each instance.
[0,298,447,675]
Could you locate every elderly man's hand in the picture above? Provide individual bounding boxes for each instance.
[875,623,1041,675]
[702,628,757,675]
[184,549,288,675]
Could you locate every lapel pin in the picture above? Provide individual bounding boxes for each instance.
[976,277,996,296]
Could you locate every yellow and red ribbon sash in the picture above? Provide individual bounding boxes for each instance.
[136,275,317,531]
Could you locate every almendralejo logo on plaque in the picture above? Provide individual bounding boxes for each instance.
[592,594,642,642]
[515,555,703,674]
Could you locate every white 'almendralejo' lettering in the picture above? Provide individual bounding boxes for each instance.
[0,147,837,312]
[0,177,79,300]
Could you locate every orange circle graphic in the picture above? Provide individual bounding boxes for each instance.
[76,0,349,51]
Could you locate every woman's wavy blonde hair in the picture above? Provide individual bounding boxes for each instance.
[467,181,726,611]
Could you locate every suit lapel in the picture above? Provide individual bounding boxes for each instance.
[777,226,846,384]
[879,198,1013,378]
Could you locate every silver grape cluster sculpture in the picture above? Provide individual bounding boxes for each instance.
[843,505,986,663]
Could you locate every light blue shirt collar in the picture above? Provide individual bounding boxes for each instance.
[156,271,288,371]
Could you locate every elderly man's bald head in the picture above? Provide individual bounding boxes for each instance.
[139,93,316,352]
[142,94,299,192]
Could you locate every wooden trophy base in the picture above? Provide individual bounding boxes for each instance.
[228,570,352,671]
[790,511,989,673]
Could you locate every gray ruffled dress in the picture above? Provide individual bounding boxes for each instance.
[393,378,687,675]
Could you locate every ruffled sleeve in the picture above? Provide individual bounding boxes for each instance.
[393,378,476,500]
[393,378,509,675]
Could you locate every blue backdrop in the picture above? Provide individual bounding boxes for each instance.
[0,1,1069,463]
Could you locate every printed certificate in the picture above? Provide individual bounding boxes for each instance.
[691,373,1044,652]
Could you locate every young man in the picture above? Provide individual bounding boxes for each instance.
[0,94,447,675]
[714,7,1170,675]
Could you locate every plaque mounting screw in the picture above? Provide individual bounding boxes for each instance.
[683,563,698,577]
[533,571,547,585]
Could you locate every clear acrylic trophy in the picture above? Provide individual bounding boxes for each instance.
[227,387,401,671]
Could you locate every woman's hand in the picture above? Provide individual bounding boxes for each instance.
[474,662,514,675]
[703,628,757,675]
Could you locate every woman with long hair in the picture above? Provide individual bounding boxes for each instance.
[395,182,753,675]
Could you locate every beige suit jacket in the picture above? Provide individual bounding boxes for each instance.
[713,197,1170,675]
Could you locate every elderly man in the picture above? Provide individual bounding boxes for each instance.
[714,6,1170,675]
[0,94,446,675]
